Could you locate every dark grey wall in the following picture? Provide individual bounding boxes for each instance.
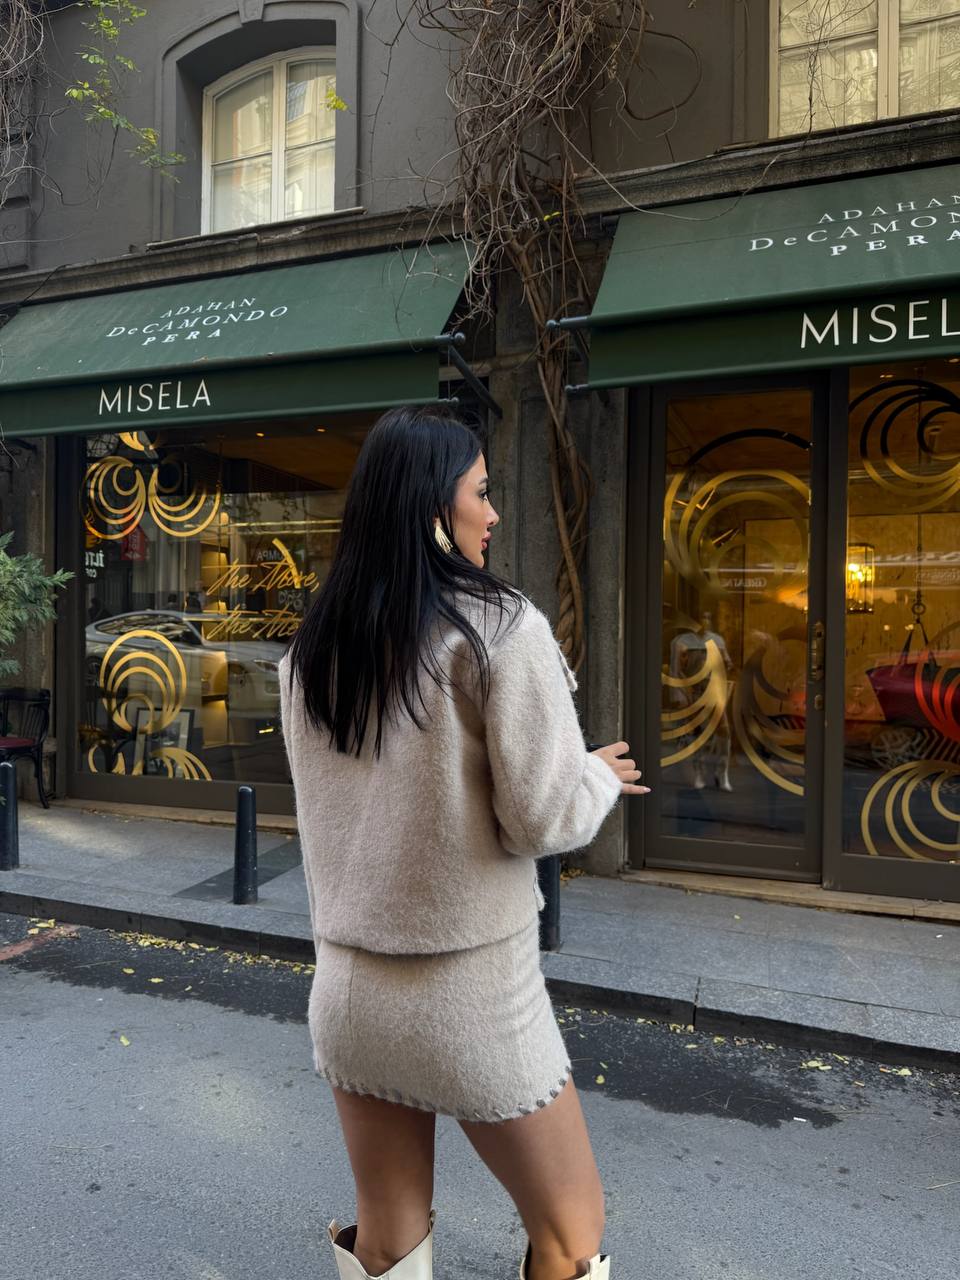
[19,0,459,272]
[586,0,768,176]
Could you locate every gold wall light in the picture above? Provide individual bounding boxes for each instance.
[846,543,876,614]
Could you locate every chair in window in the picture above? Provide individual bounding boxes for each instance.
[78,680,135,778]
[0,687,52,808]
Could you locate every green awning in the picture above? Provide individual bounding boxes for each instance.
[0,243,469,436]
[564,162,960,385]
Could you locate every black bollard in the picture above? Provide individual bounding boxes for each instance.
[537,853,561,951]
[232,784,258,904]
[0,760,19,870]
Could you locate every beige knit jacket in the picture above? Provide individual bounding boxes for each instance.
[278,596,622,955]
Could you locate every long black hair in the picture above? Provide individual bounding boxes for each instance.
[286,405,524,755]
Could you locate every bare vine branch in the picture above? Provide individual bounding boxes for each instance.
[405,0,651,671]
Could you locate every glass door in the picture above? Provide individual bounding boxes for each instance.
[825,358,960,900]
[630,379,827,879]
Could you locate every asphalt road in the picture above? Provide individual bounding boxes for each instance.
[1,911,958,1280]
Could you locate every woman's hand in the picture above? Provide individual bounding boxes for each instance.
[590,741,650,795]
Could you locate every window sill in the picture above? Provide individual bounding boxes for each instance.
[146,205,366,253]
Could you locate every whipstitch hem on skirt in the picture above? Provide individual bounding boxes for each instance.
[314,1061,573,1123]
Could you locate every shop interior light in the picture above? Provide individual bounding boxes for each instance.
[316,427,327,433]
[846,543,876,614]
[256,431,266,438]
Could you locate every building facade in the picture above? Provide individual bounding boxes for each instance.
[2,1,960,903]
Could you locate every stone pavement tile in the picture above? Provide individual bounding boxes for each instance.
[765,936,959,1016]
[560,905,772,986]
[696,977,872,1038]
[865,1005,960,1054]
[886,918,960,962]
[540,950,697,1020]
[571,878,956,962]
[759,903,960,958]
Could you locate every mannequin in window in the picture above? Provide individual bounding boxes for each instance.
[669,610,735,791]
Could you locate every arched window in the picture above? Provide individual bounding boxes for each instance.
[202,49,337,233]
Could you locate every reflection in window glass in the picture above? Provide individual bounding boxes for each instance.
[900,0,960,19]
[285,61,336,147]
[775,1,960,133]
[213,71,273,162]
[79,422,368,786]
[207,56,335,233]
[779,35,879,134]
[844,360,960,864]
[658,390,812,848]
[899,18,960,115]
[211,156,273,232]
[778,0,878,49]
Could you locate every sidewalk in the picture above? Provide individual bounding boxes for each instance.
[2,801,959,1069]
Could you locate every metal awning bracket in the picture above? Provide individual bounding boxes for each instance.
[444,331,503,418]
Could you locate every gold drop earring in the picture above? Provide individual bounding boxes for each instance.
[434,520,453,554]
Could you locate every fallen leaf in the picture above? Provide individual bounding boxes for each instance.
[122,968,135,975]
[800,1059,832,1071]
[148,977,163,984]
[119,1035,130,1047]
[595,1074,605,1084]
[685,1043,698,1049]
[712,1036,726,1044]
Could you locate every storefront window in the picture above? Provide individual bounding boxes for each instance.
[659,388,813,846]
[204,51,337,234]
[844,359,960,863]
[78,421,365,786]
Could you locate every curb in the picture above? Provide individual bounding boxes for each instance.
[3,886,958,1074]
[0,887,313,964]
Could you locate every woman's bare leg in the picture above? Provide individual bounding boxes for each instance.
[331,1085,436,1276]
[458,1076,605,1280]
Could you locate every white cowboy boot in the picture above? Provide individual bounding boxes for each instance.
[519,1240,610,1279]
[327,1208,436,1279]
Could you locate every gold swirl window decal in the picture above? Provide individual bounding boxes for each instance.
[83,456,147,540]
[664,429,811,597]
[148,460,221,538]
[730,628,806,797]
[87,628,211,781]
[860,760,960,862]
[83,454,221,541]
[851,379,960,512]
[118,430,158,453]
[661,639,729,767]
[100,628,186,733]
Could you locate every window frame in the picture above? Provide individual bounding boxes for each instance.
[769,0,960,135]
[201,45,337,235]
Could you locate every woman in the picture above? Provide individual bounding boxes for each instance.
[280,406,647,1280]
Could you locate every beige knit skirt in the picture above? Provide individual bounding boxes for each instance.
[307,915,572,1123]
